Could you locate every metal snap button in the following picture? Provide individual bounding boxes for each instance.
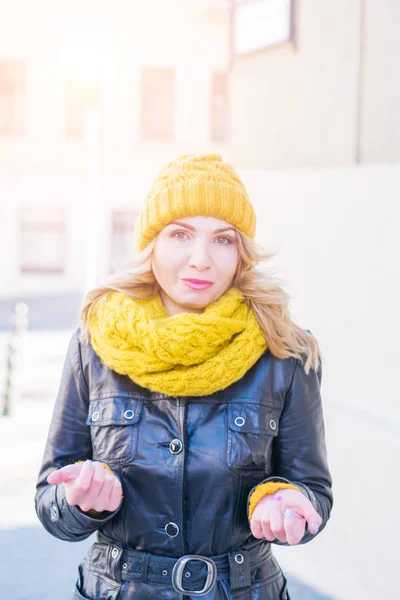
[111,547,119,558]
[185,571,191,578]
[122,562,128,569]
[165,522,180,537]
[235,553,244,564]
[92,411,100,421]
[270,419,277,430]
[162,570,168,576]
[124,410,135,419]
[234,416,245,427]
[169,439,183,454]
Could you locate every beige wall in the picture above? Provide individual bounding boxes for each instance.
[229,0,400,168]
[359,0,400,163]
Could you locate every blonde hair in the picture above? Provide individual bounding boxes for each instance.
[79,229,323,375]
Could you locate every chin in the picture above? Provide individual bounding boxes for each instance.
[177,290,215,308]
[179,297,210,309]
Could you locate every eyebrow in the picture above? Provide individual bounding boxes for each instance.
[166,221,237,234]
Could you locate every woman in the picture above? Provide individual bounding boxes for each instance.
[35,153,333,600]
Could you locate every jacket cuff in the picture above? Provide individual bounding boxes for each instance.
[247,477,301,521]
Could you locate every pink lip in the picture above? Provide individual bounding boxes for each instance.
[182,279,214,284]
[182,279,214,290]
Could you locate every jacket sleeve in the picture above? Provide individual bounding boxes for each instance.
[34,327,123,542]
[247,353,333,546]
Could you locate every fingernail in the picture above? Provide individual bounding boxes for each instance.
[313,522,320,534]
[274,494,282,501]
[285,509,294,520]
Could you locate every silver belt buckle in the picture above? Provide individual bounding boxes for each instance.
[171,554,217,596]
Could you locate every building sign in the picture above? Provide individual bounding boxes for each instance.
[231,0,294,58]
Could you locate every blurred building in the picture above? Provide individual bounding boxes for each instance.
[1,0,399,298]
[0,0,231,297]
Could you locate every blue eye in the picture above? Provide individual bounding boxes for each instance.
[172,231,188,240]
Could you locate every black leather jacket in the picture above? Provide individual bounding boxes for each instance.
[35,327,333,599]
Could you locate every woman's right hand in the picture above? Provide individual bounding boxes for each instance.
[46,459,123,513]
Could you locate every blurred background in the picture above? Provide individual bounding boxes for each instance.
[0,0,399,598]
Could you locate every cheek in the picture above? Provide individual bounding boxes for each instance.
[216,249,239,277]
[153,242,181,278]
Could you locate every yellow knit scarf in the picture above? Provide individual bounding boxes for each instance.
[88,287,267,396]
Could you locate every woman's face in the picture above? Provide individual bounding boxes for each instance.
[152,216,239,315]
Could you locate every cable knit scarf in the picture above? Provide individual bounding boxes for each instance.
[88,286,267,397]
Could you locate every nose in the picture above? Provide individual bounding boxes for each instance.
[187,239,212,271]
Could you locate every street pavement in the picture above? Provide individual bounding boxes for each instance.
[0,313,335,599]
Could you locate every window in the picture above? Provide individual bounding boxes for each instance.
[110,209,139,273]
[211,71,229,142]
[65,76,102,139]
[19,205,66,274]
[140,68,175,140]
[0,60,26,136]
[231,0,294,58]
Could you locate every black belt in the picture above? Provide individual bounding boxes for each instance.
[94,530,272,598]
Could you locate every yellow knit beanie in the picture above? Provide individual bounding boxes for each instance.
[134,153,256,252]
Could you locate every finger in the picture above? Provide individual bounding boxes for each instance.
[249,512,264,539]
[283,509,306,545]
[268,496,287,543]
[251,497,275,541]
[80,461,108,512]
[250,521,263,539]
[259,518,275,542]
[302,504,323,535]
[46,464,82,485]
[108,476,123,512]
[257,494,283,542]
[90,464,113,512]
[275,489,322,536]
[68,460,95,509]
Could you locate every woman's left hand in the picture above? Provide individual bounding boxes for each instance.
[250,488,323,545]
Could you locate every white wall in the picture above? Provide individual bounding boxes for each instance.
[239,164,400,599]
